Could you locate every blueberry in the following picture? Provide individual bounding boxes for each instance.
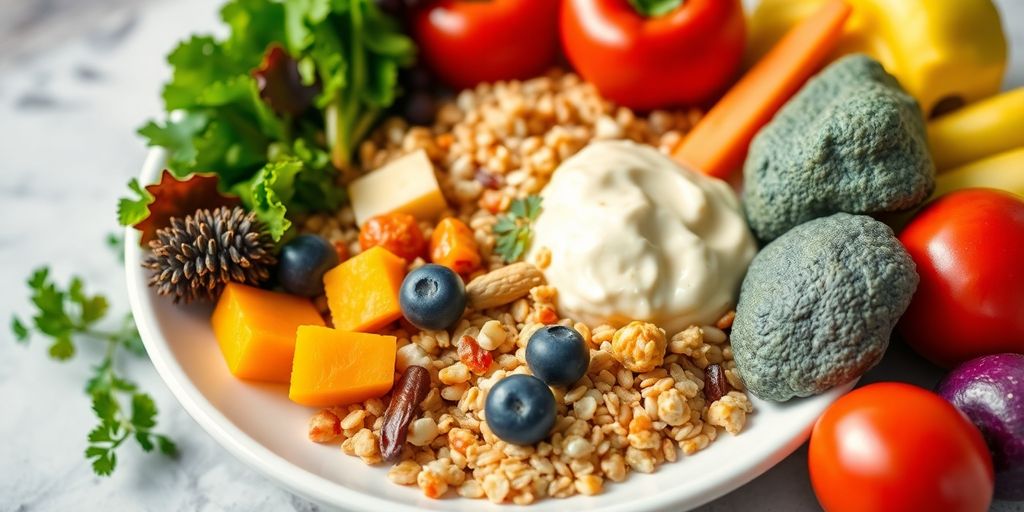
[399,264,466,331]
[277,234,339,297]
[525,325,590,387]
[484,374,556,445]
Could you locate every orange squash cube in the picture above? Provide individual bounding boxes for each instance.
[289,326,397,407]
[324,246,407,332]
[211,283,325,383]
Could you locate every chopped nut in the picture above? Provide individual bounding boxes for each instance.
[408,417,440,446]
[476,320,507,350]
[396,343,432,373]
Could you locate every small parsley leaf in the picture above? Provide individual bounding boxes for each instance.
[11,316,29,343]
[493,196,543,263]
[130,393,158,431]
[106,233,125,262]
[48,335,75,361]
[90,449,117,477]
[117,179,156,227]
[135,432,156,453]
[156,435,179,456]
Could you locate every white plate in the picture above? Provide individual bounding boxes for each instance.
[127,148,854,512]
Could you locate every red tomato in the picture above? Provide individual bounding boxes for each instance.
[412,0,560,90]
[809,383,994,512]
[898,189,1024,368]
[560,0,745,110]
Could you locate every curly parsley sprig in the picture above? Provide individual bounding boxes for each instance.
[493,195,542,263]
[11,267,177,476]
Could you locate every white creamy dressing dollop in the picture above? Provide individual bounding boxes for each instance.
[528,140,757,333]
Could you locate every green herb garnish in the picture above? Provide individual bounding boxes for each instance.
[117,179,155,228]
[494,195,543,263]
[10,268,176,476]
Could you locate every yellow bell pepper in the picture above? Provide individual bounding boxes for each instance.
[746,0,1007,117]
[933,148,1024,199]
[927,88,1024,172]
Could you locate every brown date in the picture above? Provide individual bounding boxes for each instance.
[378,365,431,463]
[704,363,729,404]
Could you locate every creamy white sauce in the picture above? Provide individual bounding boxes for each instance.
[528,140,757,333]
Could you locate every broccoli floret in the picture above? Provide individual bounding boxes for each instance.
[743,54,935,242]
[730,213,918,402]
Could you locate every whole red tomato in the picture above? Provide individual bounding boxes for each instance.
[561,0,745,110]
[413,0,560,90]
[809,383,994,512]
[898,189,1024,368]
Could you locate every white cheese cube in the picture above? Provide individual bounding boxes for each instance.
[348,149,448,226]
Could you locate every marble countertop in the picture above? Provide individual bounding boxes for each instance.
[1,1,1022,511]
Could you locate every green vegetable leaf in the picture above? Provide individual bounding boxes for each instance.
[241,159,304,240]
[130,394,158,431]
[117,179,156,227]
[88,424,113,444]
[89,448,117,476]
[137,113,208,175]
[493,196,543,263]
[92,392,119,425]
[628,0,684,17]
[11,316,29,343]
[106,232,125,262]
[156,435,179,456]
[48,335,75,361]
[135,432,155,453]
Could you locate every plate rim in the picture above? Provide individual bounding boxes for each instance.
[127,147,850,512]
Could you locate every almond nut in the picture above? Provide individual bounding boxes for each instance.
[466,263,545,310]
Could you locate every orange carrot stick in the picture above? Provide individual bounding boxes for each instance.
[674,0,852,180]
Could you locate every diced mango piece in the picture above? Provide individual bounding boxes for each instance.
[324,246,406,332]
[289,326,397,407]
[211,283,325,383]
[348,149,448,226]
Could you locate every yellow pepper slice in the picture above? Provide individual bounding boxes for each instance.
[927,88,1024,172]
[933,148,1024,199]
[746,0,1007,117]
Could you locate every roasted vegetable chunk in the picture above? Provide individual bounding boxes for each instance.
[743,54,934,242]
[731,213,918,401]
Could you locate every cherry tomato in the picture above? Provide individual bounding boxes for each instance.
[898,189,1024,368]
[359,212,427,262]
[809,382,994,512]
[561,0,745,110]
[412,0,560,90]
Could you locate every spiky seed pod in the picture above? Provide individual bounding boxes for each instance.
[143,206,276,303]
